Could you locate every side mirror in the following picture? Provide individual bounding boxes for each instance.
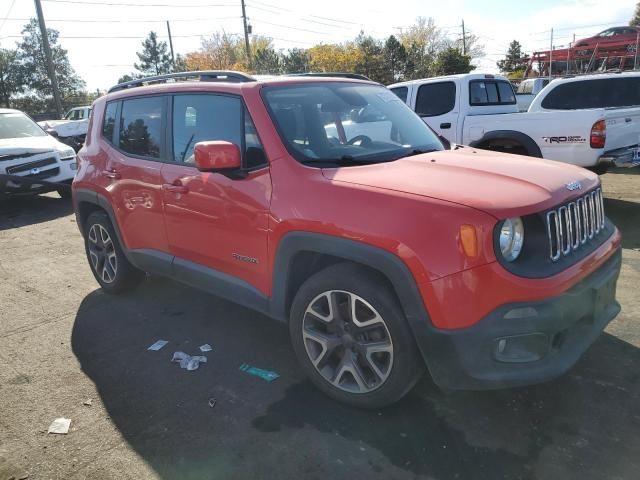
[194,141,241,172]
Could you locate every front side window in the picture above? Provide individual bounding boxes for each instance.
[263,82,443,166]
[416,82,456,116]
[0,112,46,139]
[172,94,266,168]
[119,97,163,158]
[469,80,516,106]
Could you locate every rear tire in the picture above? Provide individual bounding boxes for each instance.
[289,263,423,408]
[84,211,144,294]
[57,187,72,199]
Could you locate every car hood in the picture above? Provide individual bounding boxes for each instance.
[0,135,64,155]
[321,148,600,219]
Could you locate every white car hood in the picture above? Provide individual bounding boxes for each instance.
[0,135,65,156]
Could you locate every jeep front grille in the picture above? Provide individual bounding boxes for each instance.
[546,188,605,262]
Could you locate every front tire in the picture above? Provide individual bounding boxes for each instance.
[289,263,423,408]
[84,211,144,294]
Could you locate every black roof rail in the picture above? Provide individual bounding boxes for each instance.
[288,72,374,81]
[108,70,256,93]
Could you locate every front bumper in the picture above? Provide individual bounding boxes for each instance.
[598,145,640,168]
[421,248,622,390]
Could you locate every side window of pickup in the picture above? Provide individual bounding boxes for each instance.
[469,80,516,106]
[415,82,456,117]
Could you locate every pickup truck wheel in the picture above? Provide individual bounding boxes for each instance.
[289,263,423,408]
[57,187,72,199]
[84,211,144,294]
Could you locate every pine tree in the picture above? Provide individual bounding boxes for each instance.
[497,40,525,73]
[134,31,173,76]
[631,2,640,27]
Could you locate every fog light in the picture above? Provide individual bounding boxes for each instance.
[493,333,549,363]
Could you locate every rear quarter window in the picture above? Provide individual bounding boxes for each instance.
[102,102,117,144]
[541,77,640,110]
[469,80,516,106]
[390,86,408,103]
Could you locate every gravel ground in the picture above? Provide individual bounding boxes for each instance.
[0,168,638,480]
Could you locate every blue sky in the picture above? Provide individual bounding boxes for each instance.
[0,0,635,91]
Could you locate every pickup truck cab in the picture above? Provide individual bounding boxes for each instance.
[73,71,622,408]
[516,78,550,111]
[390,73,640,171]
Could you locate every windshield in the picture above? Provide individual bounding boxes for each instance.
[0,112,47,140]
[263,82,444,166]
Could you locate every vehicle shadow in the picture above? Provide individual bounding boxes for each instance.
[71,277,640,480]
[603,197,640,249]
[0,193,72,230]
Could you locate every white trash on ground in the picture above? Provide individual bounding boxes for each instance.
[48,418,71,434]
[171,351,207,371]
[147,340,168,351]
[199,344,212,352]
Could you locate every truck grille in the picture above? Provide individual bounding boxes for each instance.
[546,188,605,262]
[6,157,57,175]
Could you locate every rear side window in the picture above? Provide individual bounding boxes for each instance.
[119,97,163,158]
[541,77,640,110]
[390,86,408,103]
[469,80,516,106]
[415,82,456,117]
[102,102,117,143]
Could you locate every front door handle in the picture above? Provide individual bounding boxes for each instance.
[102,169,121,179]
[162,183,189,194]
[440,122,452,129]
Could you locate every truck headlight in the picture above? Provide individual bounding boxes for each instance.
[60,148,76,160]
[499,217,524,262]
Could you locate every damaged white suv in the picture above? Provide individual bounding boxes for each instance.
[0,108,77,198]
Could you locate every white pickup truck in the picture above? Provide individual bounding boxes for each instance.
[516,78,550,111]
[389,72,640,171]
[38,106,91,152]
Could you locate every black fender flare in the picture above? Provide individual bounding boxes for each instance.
[469,130,542,158]
[73,188,132,262]
[270,232,435,364]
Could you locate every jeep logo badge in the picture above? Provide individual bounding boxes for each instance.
[30,167,40,175]
[565,181,582,191]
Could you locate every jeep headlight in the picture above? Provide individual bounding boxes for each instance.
[60,148,76,160]
[499,217,524,262]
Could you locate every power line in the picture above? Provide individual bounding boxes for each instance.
[0,0,17,35]
[42,0,237,7]
[0,16,241,23]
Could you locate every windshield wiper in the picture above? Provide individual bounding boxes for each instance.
[301,155,376,166]
[392,148,438,160]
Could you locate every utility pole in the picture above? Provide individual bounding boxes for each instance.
[461,19,466,55]
[549,28,553,80]
[34,0,63,118]
[241,0,252,69]
[634,31,639,70]
[166,21,175,70]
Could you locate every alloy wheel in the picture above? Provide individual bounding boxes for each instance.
[87,224,117,284]
[302,290,394,394]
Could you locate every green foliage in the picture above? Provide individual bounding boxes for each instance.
[497,40,526,73]
[134,31,173,76]
[253,47,282,74]
[433,48,476,75]
[354,32,388,83]
[0,48,23,107]
[383,35,408,82]
[282,48,309,73]
[15,19,85,98]
[632,2,640,27]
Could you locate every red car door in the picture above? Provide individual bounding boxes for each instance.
[106,96,169,254]
[160,93,272,295]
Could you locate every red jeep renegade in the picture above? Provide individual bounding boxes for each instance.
[73,71,622,407]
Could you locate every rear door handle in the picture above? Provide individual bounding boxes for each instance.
[162,183,189,194]
[102,169,121,179]
[440,123,452,129]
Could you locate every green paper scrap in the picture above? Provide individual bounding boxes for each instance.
[239,363,280,382]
